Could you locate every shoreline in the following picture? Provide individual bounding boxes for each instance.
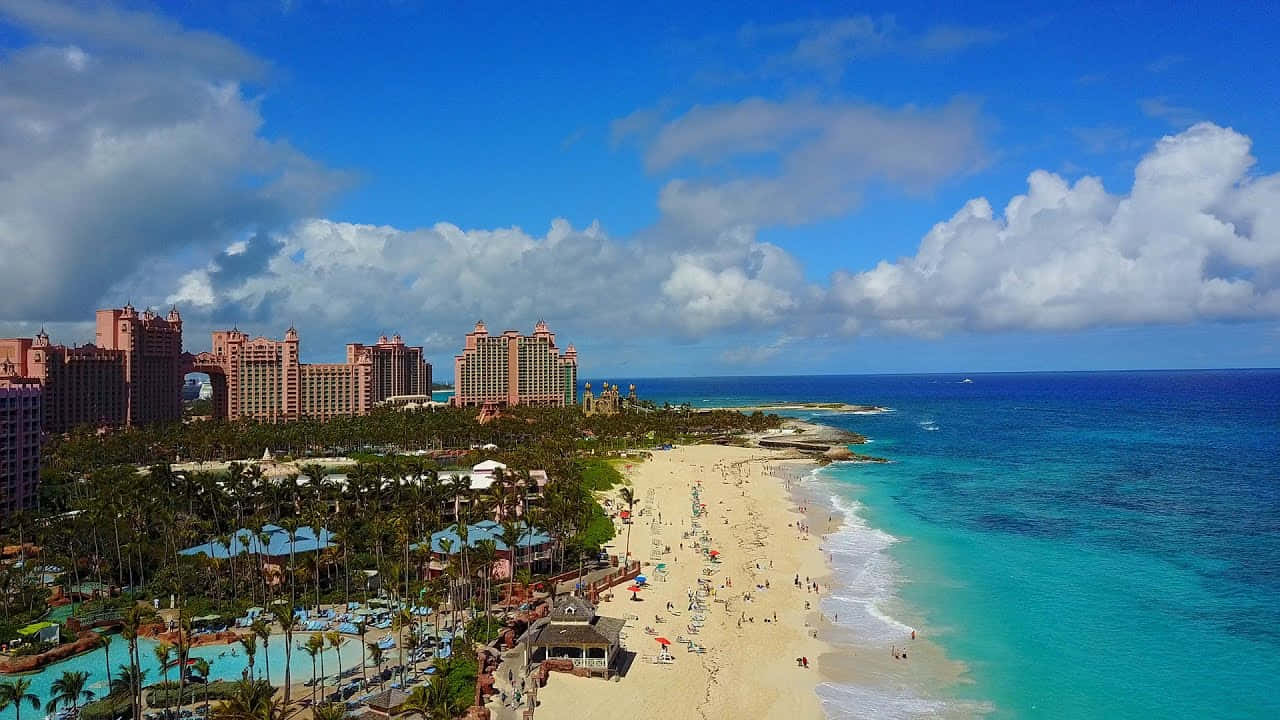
[791,462,987,720]
[530,444,836,719]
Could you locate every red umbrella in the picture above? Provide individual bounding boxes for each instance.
[654,637,671,646]
[708,550,720,556]
[627,585,642,592]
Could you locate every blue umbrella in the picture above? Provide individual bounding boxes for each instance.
[635,575,647,584]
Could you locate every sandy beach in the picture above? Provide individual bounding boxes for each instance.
[532,444,836,720]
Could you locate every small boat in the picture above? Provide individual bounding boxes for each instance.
[961,378,974,384]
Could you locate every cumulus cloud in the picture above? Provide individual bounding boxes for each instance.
[0,1,346,322]
[830,123,1280,335]
[164,216,815,357]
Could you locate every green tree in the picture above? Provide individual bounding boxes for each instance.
[267,604,296,706]
[618,486,635,565]
[251,618,272,684]
[366,642,385,691]
[0,678,41,720]
[238,633,257,680]
[46,671,93,713]
[302,633,323,708]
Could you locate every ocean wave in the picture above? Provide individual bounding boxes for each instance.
[919,420,939,431]
[802,481,916,645]
[817,683,992,720]
[816,683,952,720]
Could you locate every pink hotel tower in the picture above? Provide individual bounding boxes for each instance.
[452,320,578,408]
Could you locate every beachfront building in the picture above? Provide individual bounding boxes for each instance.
[0,385,42,517]
[0,305,184,432]
[346,334,432,403]
[452,321,578,408]
[527,595,625,678]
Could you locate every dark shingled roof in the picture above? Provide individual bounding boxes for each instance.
[530,614,626,647]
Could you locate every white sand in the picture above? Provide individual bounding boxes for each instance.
[532,444,833,719]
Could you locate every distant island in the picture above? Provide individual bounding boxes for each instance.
[430,381,454,390]
[709,401,890,413]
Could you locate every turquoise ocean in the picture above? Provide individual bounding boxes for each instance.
[635,371,1280,720]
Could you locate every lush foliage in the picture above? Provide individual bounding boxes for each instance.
[147,680,241,708]
[79,694,131,720]
[577,458,625,491]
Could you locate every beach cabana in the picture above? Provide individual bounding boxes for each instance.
[364,688,409,716]
[527,596,624,679]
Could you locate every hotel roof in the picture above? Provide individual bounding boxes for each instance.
[179,524,335,559]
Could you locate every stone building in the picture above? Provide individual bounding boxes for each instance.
[582,381,637,416]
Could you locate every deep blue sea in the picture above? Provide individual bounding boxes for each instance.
[633,371,1280,720]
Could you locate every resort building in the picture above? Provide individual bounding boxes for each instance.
[452,321,578,408]
[178,523,336,561]
[581,381,638,416]
[0,305,184,432]
[346,334,432,402]
[0,385,42,517]
[415,520,554,580]
[188,328,427,422]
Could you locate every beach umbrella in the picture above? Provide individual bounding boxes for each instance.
[708,550,720,557]
[627,585,642,592]
[635,575,647,584]
[654,637,671,647]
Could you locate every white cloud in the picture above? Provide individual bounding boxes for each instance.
[830,123,1280,335]
[646,97,987,230]
[163,214,814,358]
[0,1,346,322]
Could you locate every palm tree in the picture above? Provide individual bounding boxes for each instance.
[366,642,385,691]
[391,609,412,688]
[251,618,271,683]
[98,632,115,688]
[238,633,258,680]
[325,632,343,687]
[153,642,174,688]
[0,678,41,720]
[401,674,459,720]
[209,678,280,720]
[302,634,323,707]
[267,604,295,706]
[121,604,157,720]
[354,620,368,687]
[312,704,347,720]
[109,665,144,700]
[191,658,212,716]
[618,486,635,565]
[46,671,93,713]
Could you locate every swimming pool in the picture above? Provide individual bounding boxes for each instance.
[2,633,366,720]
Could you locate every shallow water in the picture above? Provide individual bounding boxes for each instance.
[642,371,1280,719]
[2,632,359,719]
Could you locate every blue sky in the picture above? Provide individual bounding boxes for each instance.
[1,0,1278,376]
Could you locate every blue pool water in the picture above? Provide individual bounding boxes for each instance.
[637,371,1280,719]
[3,632,359,719]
